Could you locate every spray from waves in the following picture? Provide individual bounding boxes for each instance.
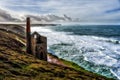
[31,26,120,79]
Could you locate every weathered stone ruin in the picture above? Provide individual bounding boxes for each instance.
[31,32,47,61]
[26,17,47,61]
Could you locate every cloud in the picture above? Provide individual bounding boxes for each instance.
[0,0,120,23]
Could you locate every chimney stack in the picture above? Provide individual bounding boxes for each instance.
[26,17,32,54]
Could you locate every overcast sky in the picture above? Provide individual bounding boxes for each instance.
[0,0,120,23]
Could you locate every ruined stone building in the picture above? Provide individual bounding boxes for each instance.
[31,32,47,61]
[26,17,47,61]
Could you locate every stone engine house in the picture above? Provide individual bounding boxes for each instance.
[31,32,47,61]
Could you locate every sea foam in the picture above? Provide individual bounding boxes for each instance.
[31,26,120,79]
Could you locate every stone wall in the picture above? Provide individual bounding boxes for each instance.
[31,32,47,61]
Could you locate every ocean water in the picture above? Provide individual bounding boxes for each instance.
[31,24,120,80]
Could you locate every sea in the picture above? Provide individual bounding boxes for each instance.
[31,24,120,80]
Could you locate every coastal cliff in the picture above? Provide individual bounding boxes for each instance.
[0,25,114,80]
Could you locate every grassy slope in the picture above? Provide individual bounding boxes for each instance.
[0,30,114,80]
[48,54,115,80]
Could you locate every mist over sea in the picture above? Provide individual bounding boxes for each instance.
[32,24,120,80]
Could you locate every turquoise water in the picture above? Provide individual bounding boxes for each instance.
[32,25,120,80]
[50,25,120,38]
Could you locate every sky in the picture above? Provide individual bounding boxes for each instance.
[0,0,120,23]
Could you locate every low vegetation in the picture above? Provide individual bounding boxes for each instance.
[0,29,115,80]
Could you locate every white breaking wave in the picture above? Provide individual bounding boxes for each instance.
[31,26,120,80]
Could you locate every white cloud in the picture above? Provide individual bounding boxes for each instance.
[0,0,120,23]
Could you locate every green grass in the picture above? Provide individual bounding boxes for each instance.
[48,53,115,80]
[0,29,115,80]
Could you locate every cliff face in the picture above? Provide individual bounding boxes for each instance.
[0,27,114,80]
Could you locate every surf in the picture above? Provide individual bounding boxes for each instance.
[31,25,120,79]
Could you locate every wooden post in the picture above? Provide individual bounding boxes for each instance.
[26,17,32,54]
